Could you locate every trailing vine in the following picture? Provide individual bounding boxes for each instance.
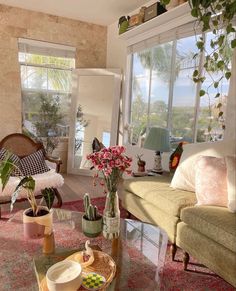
[161,0,236,138]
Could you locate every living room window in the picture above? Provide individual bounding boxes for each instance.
[129,31,232,146]
[18,38,75,140]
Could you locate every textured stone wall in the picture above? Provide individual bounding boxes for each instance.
[0,4,107,140]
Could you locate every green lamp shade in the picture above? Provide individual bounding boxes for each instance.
[144,127,170,152]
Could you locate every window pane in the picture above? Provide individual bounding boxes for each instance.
[22,91,71,137]
[130,50,151,144]
[47,68,72,92]
[171,36,198,144]
[149,42,173,128]
[21,65,47,90]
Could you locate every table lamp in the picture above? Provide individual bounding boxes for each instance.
[143,127,170,174]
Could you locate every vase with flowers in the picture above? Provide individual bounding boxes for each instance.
[87,146,132,239]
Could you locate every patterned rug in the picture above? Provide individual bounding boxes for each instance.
[0,198,234,290]
[61,197,235,291]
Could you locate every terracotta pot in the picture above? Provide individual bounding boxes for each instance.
[23,206,53,239]
[82,215,103,238]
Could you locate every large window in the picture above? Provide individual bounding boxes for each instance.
[130,32,232,146]
[18,39,75,140]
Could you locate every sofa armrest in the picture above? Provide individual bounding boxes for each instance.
[45,156,62,173]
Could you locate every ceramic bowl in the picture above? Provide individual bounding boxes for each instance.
[46,260,82,291]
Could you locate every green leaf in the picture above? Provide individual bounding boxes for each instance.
[196,41,204,50]
[212,19,218,27]
[217,103,222,108]
[225,71,231,80]
[217,60,224,69]
[214,82,219,88]
[226,24,235,34]
[199,89,206,97]
[208,126,212,132]
[41,188,55,209]
[219,111,224,117]
[231,39,236,48]
[213,52,218,60]
[193,69,198,77]
[218,35,225,46]
[191,8,198,17]
[215,93,221,98]
[0,155,16,191]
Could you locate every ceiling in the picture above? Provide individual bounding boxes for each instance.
[0,0,151,25]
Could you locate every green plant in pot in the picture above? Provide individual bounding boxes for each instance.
[82,193,102,238]
[0,154,55,239]
[136,154,146,172]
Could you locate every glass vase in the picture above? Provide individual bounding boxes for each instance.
[103,191,120,239]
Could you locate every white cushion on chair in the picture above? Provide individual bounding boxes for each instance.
[0,169,64,199]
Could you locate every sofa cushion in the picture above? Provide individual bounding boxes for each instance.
[19,149,50,176]
[171,140,236,192]
[0,169,64,199]
[181,206,236,253]
[123,176,196,217]
[226,156,236,213]
[195,156,228,207]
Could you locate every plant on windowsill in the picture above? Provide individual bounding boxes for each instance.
[0,154,55,239]
[82,193,103,238]
[161,0,236,138]
[136,154,146,172]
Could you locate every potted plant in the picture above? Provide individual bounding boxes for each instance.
[82,193,102,238]
[0,154,55,239]
[136,154,146,172]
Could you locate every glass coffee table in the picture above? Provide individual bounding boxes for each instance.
[0,209,168,290]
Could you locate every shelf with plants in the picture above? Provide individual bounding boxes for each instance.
[118,2,193,46]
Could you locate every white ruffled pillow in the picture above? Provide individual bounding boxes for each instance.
[170,140,236,192]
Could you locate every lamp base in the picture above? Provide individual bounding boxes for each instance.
[150,169,163,175]
[151,151,163,174]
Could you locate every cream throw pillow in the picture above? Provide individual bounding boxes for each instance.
[170,140,236,192]
[226,156,236,213]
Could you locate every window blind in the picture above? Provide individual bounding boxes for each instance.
[18,38,76,59]
[127,18,236,54]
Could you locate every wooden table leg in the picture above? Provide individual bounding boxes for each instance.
[183,251,190,270]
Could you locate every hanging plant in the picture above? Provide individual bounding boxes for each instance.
[161,0,236,137]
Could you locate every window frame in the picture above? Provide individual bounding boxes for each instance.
[126,31,229,145]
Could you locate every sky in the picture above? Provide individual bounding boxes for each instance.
[132,34,230,108]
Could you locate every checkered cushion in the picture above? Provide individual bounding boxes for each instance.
[19,149,50,176]
[0,148,21,176]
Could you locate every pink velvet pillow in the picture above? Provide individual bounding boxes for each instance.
[195,156,228,207]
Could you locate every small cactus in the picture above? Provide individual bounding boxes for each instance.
[83,193,100,221]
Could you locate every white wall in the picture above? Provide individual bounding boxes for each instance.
[225,49,236,141]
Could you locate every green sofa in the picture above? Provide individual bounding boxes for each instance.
[122,176,236,287]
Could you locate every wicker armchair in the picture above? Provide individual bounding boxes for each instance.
[0,133,63,215]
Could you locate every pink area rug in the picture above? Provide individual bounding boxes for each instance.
[62,197,235,291]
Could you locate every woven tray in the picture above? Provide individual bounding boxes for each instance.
[40,250,116,290]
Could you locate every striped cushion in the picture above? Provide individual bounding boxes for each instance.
[19,149,50,176]
[0,148,21,176]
